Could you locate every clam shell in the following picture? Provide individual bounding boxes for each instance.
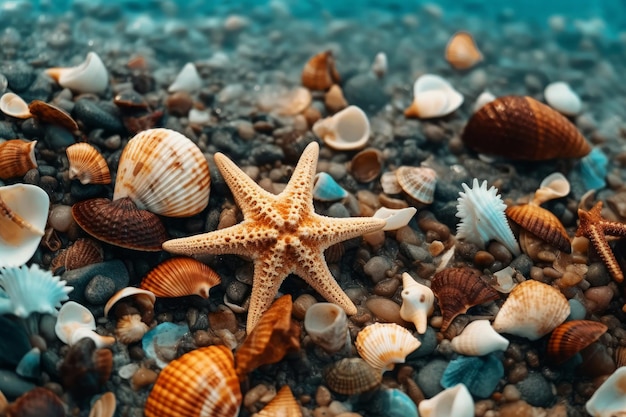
[29,100,79,132]
[7,387,65,417]
[140,257,221,298]
[0,92,32,119]
[45,52,108,94]
[450,319,510,356]
[533,172,570,205]
[462,96,591,160]
[144,345,242,417]
[113,128,210,217]
[115,314,149,344]
[168,62,202,93]
[544,81,582,116]
[395,166,437,204]
[547,320,608,364]
[66,143,111,185]
[355,322,421,373]
[71,197,168,251]
[506,204,571,253]
[323,357,382,395]
[313,106,370,151]
[254,385,302,417]
[404,74,463,119]
[350,147,382,182]
[430,267,500,332]
[445,31,483,70]
[301,50,340,91]
[399,272,434,334]
[0,139,37,179]
[63,238,103,271]
[492,280,570,340]
[585,366,626,417]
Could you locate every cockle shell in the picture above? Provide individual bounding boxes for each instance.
[547,320,608,364]
[140,257,221,298]
[493,280,570,340]
[115,314,149,344]
[29,100,79,132]
[350,148,382,182]
[585,366,626,417]
[532,172,570,205]
[380,171,402,194]
[45,52,109,94]
[450,319,510,356]
[168,62,202,93]
[544,81,582,116]
[304,302,349,354]
[404,74,463,119]
[462,96,591,160]
[506,204,571,253]
[63,238,104,271]
[0,92,32,119]
[55,301,115,348]
[323,357,382,395]
[66,143,111,185]
[355,322,421,373]
[113,128,210,217]
[395,166,437,204]
[0,139,37,179]
[313,105,370,151]
[445,31,483,70]
[301,50,341,91]
[253,385,302,417]
[399,272,434,334]
[418,383,474,417]
[144,345,242,417]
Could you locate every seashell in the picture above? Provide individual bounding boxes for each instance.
[66,143,111,185]
[456,178,520,255]
[355,322,421,373]
[324,84,348,113]
[63,238,104,271]
[544,81,582,116]
[547,320,608,364]
[7,387,65,417]
[55,301,115,348]
[350,147,382,182]
[440,354,504,399]
[532,172,570,205]
[312,172,348,201]
[575,147,608,191]
[253,385,302,417]
[0,184,49,267]
[492,279,570,340]
[256,85,311,117]
[445,31,483,70]
[71,197,168,251]
[0,92,31,119]
[104,287,156,317]
[323,357,382,395]
[16,347,41,379]
[615,347,626,368]
[145,345,242,417]
[371,52,387,79]
[404,74,463,119]
[473,90,496,113]
[89,392,116,417]
[113,128,210,217]
[0,139,37,179]
[585,366,626,417]
[301,50,340,91]
[313,106,370,151]
[45,52,109,94]
[399,272,434,334]
[373,207,417,231]
[395,166,437,204]
[115,314,149,344]
[418,383,474,417]
[304,302,349,354]
[380,171,402,194]
[140,257,221,298]
[506,204,571,253]
[168,62,202,93]
[450,319,510,356]
[431,267,500,332]
[28,100,79,132]
[142,322,190,368]
[462,96,591,160]
[60,338,113,397]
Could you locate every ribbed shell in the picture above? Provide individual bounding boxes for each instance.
[547,320,608,364]
[71,197,168,251]
[462,96,591,160]
[66,143,111,185]
[506,204,570,253]
[140,257,221,298]
[430,267,500,332]
[144,345,242,417]
[395,166,437,204]
[445,31,483,70]
[301,50,341,91]
[29,100,79,132]
[7,387,65,417]
[493,280,570,340]
[254,386,302,417]
[0,140,37,179]
[55,238,104,271]
[323,357,382,395]
[355,322,421,373]
[113,128,210,217]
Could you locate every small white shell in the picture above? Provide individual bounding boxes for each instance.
[55,300,115,348]
[304,302,349,354]
[473,90,496,113]
[450,319,510,356]
[46,52,109,94]
[168,62,202,93]
[373,207,417,231]
[405,74,463,119]
[418,384,474,417]
[0,92,32,119]
[532,172,570,205]
[371,52,387,78]
[585,366,626,417]
[313,105,370,151]
[355,322,421,373]
[399,272,434,334]
[544,81,582,116]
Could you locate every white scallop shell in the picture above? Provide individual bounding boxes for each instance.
[355,322,421,373]
[113,128,210,217]
[373,207,417,231]
[46,52,109,94]
[450,319,510,356]
[55,300,115,348]
[406,74,463,119]
[395,166,437,204]
[418,384,474,417]
[532,172,570,205]
[399,272,434,334]
[0,92,32,119]
[586,366,626,417]
[168,62,202,93]
[313,105,370,151]
[544,81,582,116]
[492,280,570,340]
[304,302,349,354]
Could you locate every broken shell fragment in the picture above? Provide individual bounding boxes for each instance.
[355,322,421,373]
[304,302,349,354]
[301,50,340,91]
[140,257,221,298]
[0,139,37,180]
[404,74,463,119]
[371,52,387,79]
[55,301,115,348]
[66,143,111,185]
[350,147,382,182]
[0,92,32,119]
[450,319,510,356]
[313,105,370,151]
[445,31,483,70]
[547,320,608,364]
[89,392,116,417]
[585,366,626,417]
[312,172,348,202]
[373,207,417,231]
[323,357,382,395]
[168,62,202,93]
[46,52,109,94]
[399,272,434,334]
[28,100,79,132]
[544,81,582,116]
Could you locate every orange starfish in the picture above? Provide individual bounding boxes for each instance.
[163,142,386,332]
[576,201,626,283]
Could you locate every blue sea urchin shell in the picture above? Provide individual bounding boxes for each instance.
[456,178,520,255]
[441,353,504,398]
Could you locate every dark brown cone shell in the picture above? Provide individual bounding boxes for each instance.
[547,320,608,364]
[140,257,221,298]
[462,96,590,160]
[301,50,341,91]
[430,267,500,331]
[7,387,65,417]
[71,197,167,251]
[323,357,382,395]
[29,100,79,132]
[506,204,571,253]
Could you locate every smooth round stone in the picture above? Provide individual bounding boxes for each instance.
[363,256,392,284]
[327,203,350,219]
[0,370,36,399]
[567,299,587,321]
[49,205,74,232]
[225,280,249,304]
[584,286,614,313]
[365,297,404,325]
[585,262,610,287]
[343,72,389,114]
[400,243,433,263]
[250,144,284,165]
[515,371,555,407]
[63,260,130,303]
[544,81,582,116]
[410,326,437,358]
[1,60,34,92]
[84,275,117,305]
[415,359,448,398]
[0,316,31,367]
[73,99,124,132]
[118,363,139,379]
[44,125,75,148]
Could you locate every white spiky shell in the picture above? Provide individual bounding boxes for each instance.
[492,280,570,340]
[113,128,210,217]
[399,272,434,334]
[585,366,626,417]
[355,322,421,373]
[450,319,510,356]
[418,384,474,417]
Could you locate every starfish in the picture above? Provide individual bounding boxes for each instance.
[162,142,386,332]
[576,201,626,283]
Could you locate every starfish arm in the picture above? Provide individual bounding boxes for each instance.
[587,225,625,283]
[302,215,386,247]
[279,142,318,226]
[601,221,626,238]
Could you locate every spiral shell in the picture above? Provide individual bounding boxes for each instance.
[395,166,437,204]
[462,96,591,160]
[0,139,37,179]
[355,322,421,373]
[323,357,382,395]
[66,143,111,185]
[301,50,340,91]
[547,320,608,364]
[506,204,571,253]
[445,31,483,70]
[140,257,221,298]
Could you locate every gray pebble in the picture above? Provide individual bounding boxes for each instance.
[363,256,392,284]
[1,60,34,92]
[412,326,438,357]
[73,99,124,133]
[70,182,104,200]
[22,168,39,185]
[226,280,249,303]
[400,243,433,263]
[327,203,350,219]
[0,370,35,400]
[0,121,16,139]
[586,262,610,287]
[21,73,53,102]
[44,125,75,149]
[38,164,56,177]
[63,260,130,303]
[0,316,31,368]
[84,274,117,305]
[251,143,284,165]
[39,314,58,344]
[509,254,533,276]
[515,371,555,407]
[415,359,448,398]
[567,299,587,321]
[343,72,388,114]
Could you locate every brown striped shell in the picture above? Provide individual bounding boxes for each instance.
[301,50,341,91]
[323,357,382,395]
[66,143,111,185]
[140,257,221,298]
[71,197,168,251]
[29,100,79,132]
[395,166,437,204]
[445,31,483,70]
[430,267,500,332]
[144,345,242,417]
[254,386,302,417]
[0,140,37,179]
[350,148,382,183]
[461,96,591,160]
[547,320,608,364]
[6,387,65,417]
[51,238,104,272]
[506,204,571,253]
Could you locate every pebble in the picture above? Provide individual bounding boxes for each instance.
[567,299,587,320]
[63,260,130,304]
[118,363,139,379]
[365,298,406,325]
[514,371,555,407]
[251,143,284,165]
[208,305,238,334]
[415,359,447,398]
[412,326,438,357]
[0,370,36,399]
[1,60,34,92]
[343,72,388,114]
[73,99,124,133]
[400,243,433,263]
[166,91,193,116]
[0,316,31,367]
[363,256,392,284]
[584,285,614,313]
[84,274,117,305]
[48,204,74,232]
[131,367,158,390]
[585,262,610,287]
[498,400,534,417]
[226,280,249,304]
[315,385,332,407]
[373,278,400,297]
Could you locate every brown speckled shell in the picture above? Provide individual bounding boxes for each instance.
[0,139,37,179]
[7,387,65,417]
[140,257,221,298]
[29,100,79,132]
[445,31,483,70]
[547,320,607,364]
[462,96,590,160]
[323,357,382,395]
[301,50,341,91]
[506,204,571,253]
[254,385,302,417]
[66,143,111,185]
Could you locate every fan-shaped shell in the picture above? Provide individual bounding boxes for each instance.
[461,96,591,160]
[445,31,483,70]
[66,143,111,185]
[395,166,437,204]
[29,100,79,132]
[45,52,108,94]
[140,257,221,298]
[253,386,302,417]
[301,50,340,91]
[0,92,32,119]
[430,267,500,332]
[144,345,242,417]
[506,204,571,253]
[71,197,168,251]
[355,322,421,373]
[493,280,570,340]
[323,357,382,395]
[113,128,210,217]
[0,139,37,179]
[64,238,104,271]
[450,319,510,356]
[547,320,608,364]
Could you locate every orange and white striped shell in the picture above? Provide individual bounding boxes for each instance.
[445,31,483,70]
[506,204,570,253]
[140,257,221,298]
[145,345,242,417]
[253,386,302,417]
[0,139,37,179]
[355,322,421,373]
[66,143,111,185]
[301,50,340,91]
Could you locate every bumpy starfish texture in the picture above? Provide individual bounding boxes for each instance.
[162,142,386,332]
[576,201,626,283]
